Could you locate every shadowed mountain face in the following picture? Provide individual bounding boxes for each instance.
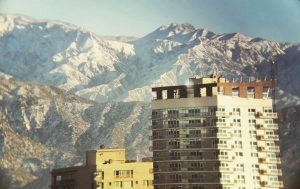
[0,14,300,188]
[0,79,151,188]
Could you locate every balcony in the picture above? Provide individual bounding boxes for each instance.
[188,179,204,183]
[256,124,278,130]
[219,167,232,172]
[259,169,267,175]
[216,122,228,127]
[256,135,279,141]
[218,155,230,160]
[216,111,230,117]
[168,167,181,171]
[220,179,234,185]
[230,123,241,127]
[256,112,277,118]
[217,133,233,138]
[266,135,279,141]
[259,158,267,163]
[266,124,279,130]
[269,169,282,176]
[266,146,280,152]
[218,144,231,149]
[268,157,281,164]
[260,181,268,187]
[269,181,284,188]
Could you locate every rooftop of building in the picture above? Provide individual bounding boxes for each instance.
[152,75,273,100]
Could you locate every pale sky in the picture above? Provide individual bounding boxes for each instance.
[0,0,300,43]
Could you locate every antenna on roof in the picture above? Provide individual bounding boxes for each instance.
[269,43,283,111]
[211,63,219,77]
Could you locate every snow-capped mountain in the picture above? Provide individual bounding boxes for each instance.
[1,14,300,188]
[1,14,300,105]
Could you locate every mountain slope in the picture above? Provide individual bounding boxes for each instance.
[1,14,300,106]
[0,79,150,189]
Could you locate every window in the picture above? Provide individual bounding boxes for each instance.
[232,87,239,96]
[233,108,240,115]
[192,187,204,189]
[173,89,180,99]
[263,107,273,113]
[123,181,133,188]
[234,130,242,138]
[235,152,243,156]
[114,181,122,188]
[167,120,179,128]
[55,175,62,183]
[152,91,157,100]
[247,87,255,98]
[234,140,242,148]
[169,151,181,160]
[263,87,271,99]
[264,119,273,124]
[162,90,168,99]
[189,151,203,160]
[233,119,241,126]
[143,180,153,186]
[114,170,133,179]
[248,109,256,116]
[169,174,182,182]
[168,109,179,115]
[170,186,182,189]
[190,162,204,170]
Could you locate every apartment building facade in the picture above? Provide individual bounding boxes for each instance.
[50,148,153,189]
[151,75,283,189]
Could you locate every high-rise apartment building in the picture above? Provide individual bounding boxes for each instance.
[50,148,153,189]
[151,75,283,189]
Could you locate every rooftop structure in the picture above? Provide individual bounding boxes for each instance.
[151,75,283,189]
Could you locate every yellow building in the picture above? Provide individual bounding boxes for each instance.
[50,148,153,189]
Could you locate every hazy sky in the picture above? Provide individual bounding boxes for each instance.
[0,0,300,43]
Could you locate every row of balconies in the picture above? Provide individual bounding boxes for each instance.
[151,143,258,151]
[151,123,278,130]
[150,144,239,151]
[151,113,216,120]
[215,111,240,117]
[150,124,215,130]
[150,133,233,140]
[151,111,277,120]
[152,156,231,161]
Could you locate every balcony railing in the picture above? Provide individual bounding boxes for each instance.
[256,112,277,118]
[216,111,230,117]
[256,124,278,130]
[151,112,217,120]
